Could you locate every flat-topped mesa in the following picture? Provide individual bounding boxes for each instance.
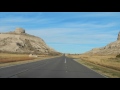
[0,27,61,55]
[117,32,120,40]
[14,28,26,34]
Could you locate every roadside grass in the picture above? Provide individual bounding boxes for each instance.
[67,54,120,78]
[0,53,61,64]
[0,53,62,68]
[0,53,35,63]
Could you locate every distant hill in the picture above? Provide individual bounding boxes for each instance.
[84,32,120,55]
[0,28,60,55]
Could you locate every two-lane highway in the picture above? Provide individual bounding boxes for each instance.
[0,56,105,78]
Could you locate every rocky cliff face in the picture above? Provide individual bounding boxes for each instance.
[84,32,120,55]
[0,28,59,55]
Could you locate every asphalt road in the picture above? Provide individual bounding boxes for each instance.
[0,55,105,78]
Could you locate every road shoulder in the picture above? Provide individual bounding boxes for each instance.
[0,56,61,69]
[74,59,120,78]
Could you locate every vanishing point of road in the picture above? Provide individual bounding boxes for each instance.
[0,55,105,78]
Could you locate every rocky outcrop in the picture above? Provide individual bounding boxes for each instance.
[14,28,25,34]
[0,28,60,55]
[29,54,38,57]
[84,32,120,55]
[117,32,120,40]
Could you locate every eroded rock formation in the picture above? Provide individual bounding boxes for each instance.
[0,28,60,55]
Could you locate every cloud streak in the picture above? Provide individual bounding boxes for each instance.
[27,27,118,45]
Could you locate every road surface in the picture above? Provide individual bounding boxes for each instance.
[0,55,105,78]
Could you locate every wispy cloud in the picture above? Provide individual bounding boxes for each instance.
[27,27,118,45]
[60,22,117,29]
[0,26,15,32]
[70,12,120,18]
[0,16,53,24]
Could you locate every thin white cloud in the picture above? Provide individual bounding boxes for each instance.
[0,16,55,24]
[0,26,15,32]
[26,27,118,45]
[73,12,120,18]
[0,12,71,25]
[61,22,117,28]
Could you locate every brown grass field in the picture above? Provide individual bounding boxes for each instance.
[0,53,59,64]
[67,54,120,78]
[0,53,61,69]
[0,53,36,63]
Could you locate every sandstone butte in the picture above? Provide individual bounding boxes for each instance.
[0,27,60,55]
[84,32,120,55]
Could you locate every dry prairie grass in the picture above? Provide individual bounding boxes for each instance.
[67,54,120,78]
[0,53,35,63]
[68,54,120,71]
[0,53,61,68]
[0,53,61,64]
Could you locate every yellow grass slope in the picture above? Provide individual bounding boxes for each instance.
[67,54,120,78]
[68,54,120,71]
[0,53,35,63]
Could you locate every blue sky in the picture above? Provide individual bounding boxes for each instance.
[0,12,120,54]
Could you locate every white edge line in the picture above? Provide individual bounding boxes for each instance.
[65,58,66,63]
[74,59,108,78]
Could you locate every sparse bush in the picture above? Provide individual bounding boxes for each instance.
[116,54,120,58]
